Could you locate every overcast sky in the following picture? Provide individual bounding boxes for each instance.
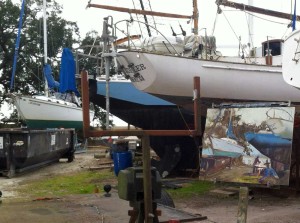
[55,0,298,52]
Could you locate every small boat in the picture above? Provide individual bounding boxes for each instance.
[244,131,292,165]
[10,0,94,129]
[245,132,292,149]
[210,137,245,157]
[11,48,94,129]
[209,111,246,157]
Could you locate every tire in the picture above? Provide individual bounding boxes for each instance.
[156,189,175,208]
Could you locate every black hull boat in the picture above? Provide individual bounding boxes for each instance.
[89,79,202,176]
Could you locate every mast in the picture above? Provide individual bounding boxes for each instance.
[43,0,49,97]
[193,0,199,35]
[216,0,300,21]
[139,0,151,37]
[87,3,191,19]
[10,0,26,91]
[248,0,253,46]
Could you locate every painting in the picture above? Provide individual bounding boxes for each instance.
[200,106,295,186]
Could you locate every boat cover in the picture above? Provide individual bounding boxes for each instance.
[43,64,60,89]
[59,48,80,96]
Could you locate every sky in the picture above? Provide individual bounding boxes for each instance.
[55,0,298,55]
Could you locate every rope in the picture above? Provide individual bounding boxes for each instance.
[211,9,219,36]
[221,12,240,42]
[244,10,253,48]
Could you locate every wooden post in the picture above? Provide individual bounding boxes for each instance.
[142,135,153,223]
[237,187,249,223]
[295,139,299,191]
[81,70,90,138]
[193,0,199,35]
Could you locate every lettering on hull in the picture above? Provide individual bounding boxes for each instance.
[123,64,146,82]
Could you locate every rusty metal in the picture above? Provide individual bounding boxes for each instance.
[81,70,91,138]
[217,0,300,21]
[142,135,152,223]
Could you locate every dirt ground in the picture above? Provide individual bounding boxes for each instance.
[0,148,300,223]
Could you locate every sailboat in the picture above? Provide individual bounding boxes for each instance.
[88,1,300,111]
[10,0,94,130]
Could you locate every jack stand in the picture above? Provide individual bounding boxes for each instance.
[128,202,161,223]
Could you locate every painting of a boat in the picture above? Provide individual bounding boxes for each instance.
[201,106,295,186]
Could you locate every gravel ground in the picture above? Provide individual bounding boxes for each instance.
[0,149,300,223]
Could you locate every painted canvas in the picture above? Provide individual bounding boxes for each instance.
[200,106,295,186]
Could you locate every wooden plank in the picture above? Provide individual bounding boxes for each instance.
[237,187,249,223]
[87,4,191,19]
[210,189,237,197]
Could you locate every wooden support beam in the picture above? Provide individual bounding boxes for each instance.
[81,70,91,138]
[87,3,191,19]
[193,76,201,136]
[142,135,153,223]
[217,0,300,21]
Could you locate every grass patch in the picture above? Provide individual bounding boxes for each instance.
[19,170,115,198]
[166,180,215,199]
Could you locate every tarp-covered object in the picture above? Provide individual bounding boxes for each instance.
[43,64,60,89]
[59,48,80,96]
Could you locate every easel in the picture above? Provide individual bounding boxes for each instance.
[211,102,294,223]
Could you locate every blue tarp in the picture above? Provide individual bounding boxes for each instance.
[44,64,60,89]
[59,48,80,96]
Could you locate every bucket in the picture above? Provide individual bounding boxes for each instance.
[113,151,133,176]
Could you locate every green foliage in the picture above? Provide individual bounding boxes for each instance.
[93,104,114,129]
[166,180,215,199]
[19,170,115,197]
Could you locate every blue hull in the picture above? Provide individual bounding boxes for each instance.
[89,79,200,172]
[244,132,292,164]
[245,132,291,148]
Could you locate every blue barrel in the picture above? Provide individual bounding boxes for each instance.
[113,151,133,176]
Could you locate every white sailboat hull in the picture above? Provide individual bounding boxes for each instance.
[211,137,245,155]
[117,51,300,106]
[13,95,94,129]
[282,29,300,89]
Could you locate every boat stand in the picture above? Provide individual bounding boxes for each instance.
[80,70,206,223]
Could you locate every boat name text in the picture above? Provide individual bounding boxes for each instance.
[124,64,146,74]
[124,64,146,82]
